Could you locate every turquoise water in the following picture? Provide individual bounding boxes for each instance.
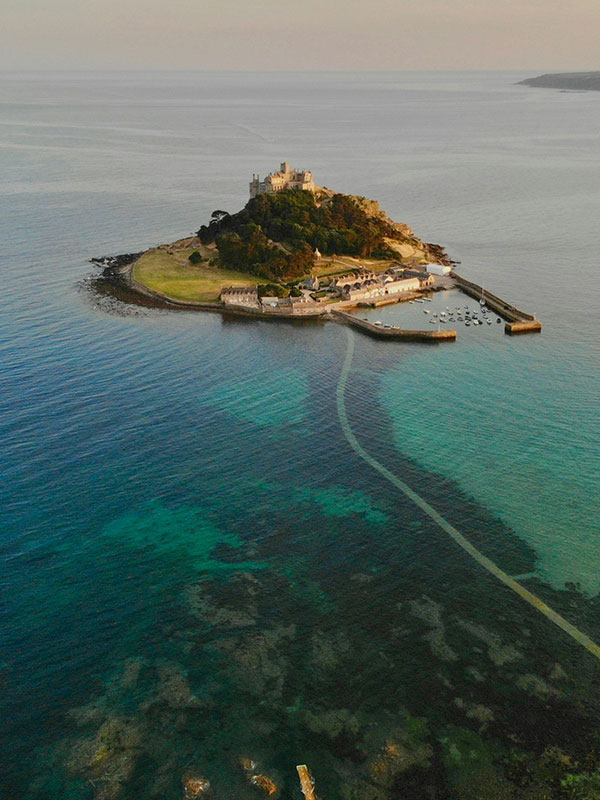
[1,71,600,799]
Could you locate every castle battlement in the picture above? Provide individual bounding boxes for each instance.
[250,162,316,198]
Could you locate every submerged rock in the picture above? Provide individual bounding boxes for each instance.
[65,715,143,800]
[310,629,351,673]
[118,657,146,689]
[187,585,258,628]
[516,673,562,701]
[367,735,433,789]
[549,662,570,683]
[186,573,264,628]
[214,624,295,701]
[409,596,458,662]
[302,707,361,740]
[143,660,202,710]
[466,703,495,729]
[456,619,522,667]
[440,725,514,800]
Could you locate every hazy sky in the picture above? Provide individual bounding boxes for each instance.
[2,0,599,71]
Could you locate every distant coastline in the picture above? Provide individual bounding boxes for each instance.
[518,71,600,91]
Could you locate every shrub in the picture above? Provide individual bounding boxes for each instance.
[257,283,288,298]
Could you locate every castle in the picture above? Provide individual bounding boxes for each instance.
[249,162,316,198]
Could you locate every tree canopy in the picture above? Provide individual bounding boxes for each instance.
[196,190,397,281]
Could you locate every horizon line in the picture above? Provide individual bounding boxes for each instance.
[0,67,596,74]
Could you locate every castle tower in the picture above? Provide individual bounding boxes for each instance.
[249,174,260,198]
[250,163,316,197]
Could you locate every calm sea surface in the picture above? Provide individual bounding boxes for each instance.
[1,71,599,799]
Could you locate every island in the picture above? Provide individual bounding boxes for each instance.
[94,163,541,338]
[518,72,600,91]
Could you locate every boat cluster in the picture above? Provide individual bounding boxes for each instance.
[423,300,501,327]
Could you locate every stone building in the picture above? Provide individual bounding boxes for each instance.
[221,286,259,307]
[249,162,316,198]
[401,269,435,288]
[383,277,421,294]
[386,267,434,289]
[303,274,320,291]
[333,271,377,294]
[340,275,421,303]
[260,295,319,314]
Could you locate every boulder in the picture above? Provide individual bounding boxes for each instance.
[182,773,211,798]
[249,773,278,796]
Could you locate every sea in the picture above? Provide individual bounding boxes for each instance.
[1,71,599,799]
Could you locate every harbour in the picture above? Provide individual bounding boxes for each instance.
[452,273,542,334]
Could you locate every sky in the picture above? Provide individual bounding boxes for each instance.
[1,0,599,71]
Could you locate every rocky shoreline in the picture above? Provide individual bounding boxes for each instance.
[91,252,145,274]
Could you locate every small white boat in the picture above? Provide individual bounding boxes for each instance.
[374,320,383,326]
[424,309,430,314]
[415,299,424,303]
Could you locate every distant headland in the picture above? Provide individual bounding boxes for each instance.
[93,163,541,338]
[518,72,600,91]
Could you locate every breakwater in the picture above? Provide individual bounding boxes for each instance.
[452,273,542,335]
[331,310,456,341]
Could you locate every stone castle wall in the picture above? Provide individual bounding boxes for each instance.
[250,162,316,198]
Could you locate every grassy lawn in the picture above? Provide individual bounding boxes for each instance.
[133,247,259,303]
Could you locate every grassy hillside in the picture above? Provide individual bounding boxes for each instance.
[130,190,447,302]
[133,247,258,303]
[197,190,436,282]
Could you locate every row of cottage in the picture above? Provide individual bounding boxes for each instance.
[219,287,319,314]
[329,268,433,301]
[220,267,435,312]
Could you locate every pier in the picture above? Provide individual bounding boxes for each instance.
[452,273,542,335]
[331,310,456,341]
